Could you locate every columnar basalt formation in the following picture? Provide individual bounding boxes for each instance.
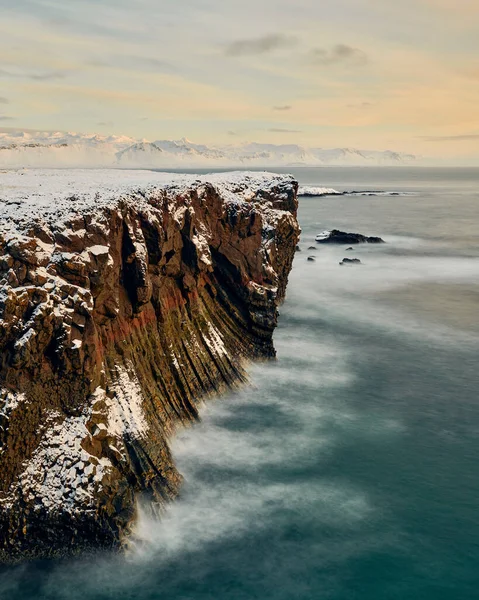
[0,169,300,562]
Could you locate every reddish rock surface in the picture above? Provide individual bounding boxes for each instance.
[0,170,300,562]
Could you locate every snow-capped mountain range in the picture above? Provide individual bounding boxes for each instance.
[0,130,418,168]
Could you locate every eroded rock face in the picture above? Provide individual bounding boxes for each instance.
[0,170,300,562]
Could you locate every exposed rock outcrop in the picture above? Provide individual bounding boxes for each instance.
[316,230,384,244]
[0,169,300,562]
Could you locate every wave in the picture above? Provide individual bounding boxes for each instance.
[297,186,342,196]
[315,230,332,242]
[298,186,415,197]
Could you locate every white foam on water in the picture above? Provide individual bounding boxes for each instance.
[127,328,397,565]
[298,186,417,197]
[132,479,373,560]
[298,186,342,196]
[286,257,479,348]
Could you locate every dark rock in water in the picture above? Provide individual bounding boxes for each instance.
[308,246,316,251]
[340,258,362,265]
[346,247,354,251]
[317,229,385,245]
[307,256,316,262]
[296,245,301,252]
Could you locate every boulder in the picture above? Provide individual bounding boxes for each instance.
[316,230,384,244]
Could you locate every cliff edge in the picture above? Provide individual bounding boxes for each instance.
[0,169,299,562]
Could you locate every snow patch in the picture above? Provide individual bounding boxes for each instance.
[0,389,25,415]
[192,231,212,268]
[0,169,296,235]
[88,244,110,257]
[204,323,228,357]
[5,410,113,514]
[0,390,26,451]
[105,365,149,440]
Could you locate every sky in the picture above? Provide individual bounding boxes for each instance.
[0,0,478,161]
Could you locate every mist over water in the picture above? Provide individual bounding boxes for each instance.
[2,167,479,599]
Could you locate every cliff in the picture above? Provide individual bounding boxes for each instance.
[0,169,299,562]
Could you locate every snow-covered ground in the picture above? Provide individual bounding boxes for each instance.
[0,130,418,169]
[0,168,296,230]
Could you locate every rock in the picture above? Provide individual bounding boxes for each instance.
[307,246,316,250]
[0,170,300,563]
[346,247,354,251]
[307,256,316,262]
[316,230,384,244]
[339,258,362,265]
[295,245,301,252]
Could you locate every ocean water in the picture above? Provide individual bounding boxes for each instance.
[1,167,479,599]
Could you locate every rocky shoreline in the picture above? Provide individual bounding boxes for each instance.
[0,170,300,562]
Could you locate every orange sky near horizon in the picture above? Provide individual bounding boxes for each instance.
[0,0,478,162]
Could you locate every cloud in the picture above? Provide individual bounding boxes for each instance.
[84,59,108,68]
[225,34,297,57]
[87,55,173,74]
[30,71,67,81]
[39,8,150,43]
[347,102,373,108]
[0,127,47,134]
[420,133,479,141]
[0,97,9,104]
[97,121,114,127]
[268,128,302,133]
[273,105,292,111]
[0,68,67,81]
[0,116,15,121]
[417,0,479,15]
[311,44,368,66]
[227,130,238,136]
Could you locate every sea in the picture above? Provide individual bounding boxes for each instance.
[1,167,478,600]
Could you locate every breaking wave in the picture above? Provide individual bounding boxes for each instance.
[298,186,415,197]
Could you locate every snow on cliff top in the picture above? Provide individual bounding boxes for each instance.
[0,169,295,232]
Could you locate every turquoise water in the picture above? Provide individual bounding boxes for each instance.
[1,167,479,599]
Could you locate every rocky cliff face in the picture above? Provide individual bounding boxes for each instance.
[0,169,299,562]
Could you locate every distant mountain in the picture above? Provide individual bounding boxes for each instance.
[116,142,164,167]
[0,130,418,168]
